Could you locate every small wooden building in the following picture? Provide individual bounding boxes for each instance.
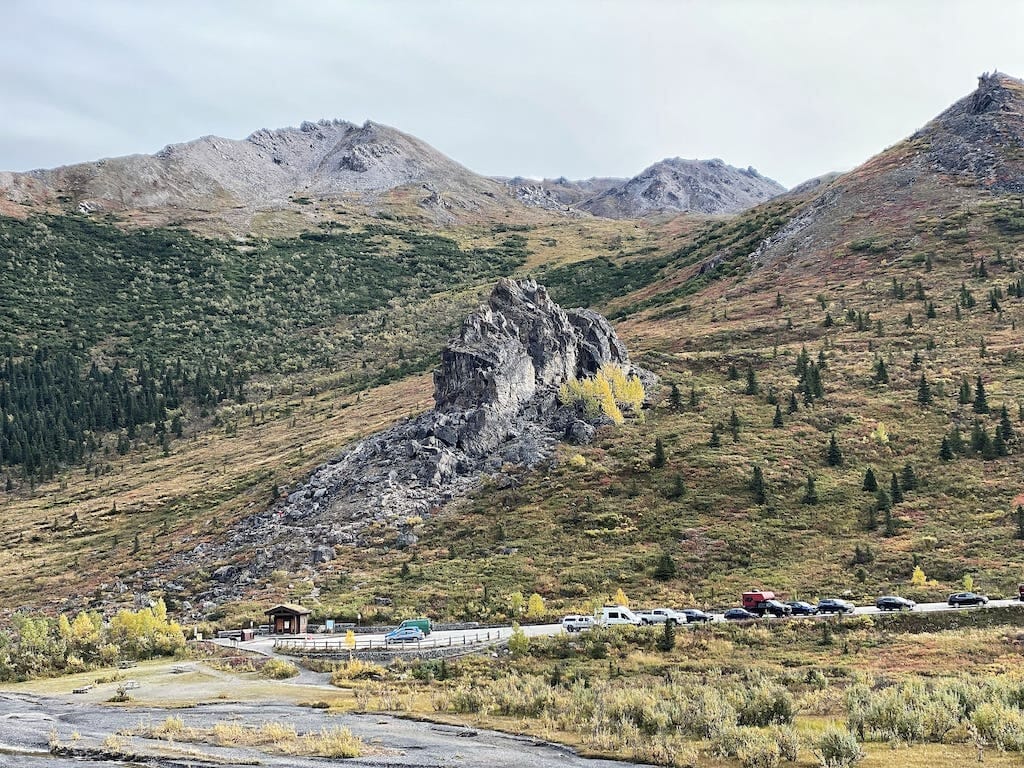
[265,603,311,635]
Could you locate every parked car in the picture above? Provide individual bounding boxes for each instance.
[680,609,712,623]
[384,626,424,643]
[816,598,856,615]
[754,599,792,618]
[876,595,916,611]
[786,601,817,616]
[724,608,760,621]
[636,608,685,625]
[948,592,989,607]
[561,615,595,633]
[597,605,642,626]
[397,617,432,635]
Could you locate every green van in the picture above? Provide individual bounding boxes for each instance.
[398,617,432,635]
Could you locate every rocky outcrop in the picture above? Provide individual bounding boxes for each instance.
[580,158,786,218]
[169,279,654,608]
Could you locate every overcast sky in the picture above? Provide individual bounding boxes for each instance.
[3,1,1023,188]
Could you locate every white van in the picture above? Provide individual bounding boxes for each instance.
[598,605,641,626]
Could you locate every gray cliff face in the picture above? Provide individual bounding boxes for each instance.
[163,279,654,609]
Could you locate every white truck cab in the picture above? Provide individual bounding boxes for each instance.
[598,605,641,626]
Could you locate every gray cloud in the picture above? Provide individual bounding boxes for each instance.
[2,0,1023,187]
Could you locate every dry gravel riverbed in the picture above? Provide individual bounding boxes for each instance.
[0,688,647,768]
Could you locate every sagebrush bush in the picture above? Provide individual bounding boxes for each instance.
[738,732,781,768]
[815,725,863,767]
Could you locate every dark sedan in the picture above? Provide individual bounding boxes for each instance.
[786,601,818,616]
[876,595,916,611]
[948,592,989,607]
[816,598,856,615]
[681,609,712,623]
[724,608,760,621]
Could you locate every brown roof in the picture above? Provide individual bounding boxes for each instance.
[264,603,312,616]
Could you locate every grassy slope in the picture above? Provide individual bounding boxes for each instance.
[303,184,1024,624]
[0,212,666,612]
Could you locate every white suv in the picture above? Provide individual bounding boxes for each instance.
[561,615,595,632]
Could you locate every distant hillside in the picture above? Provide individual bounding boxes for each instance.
[0,120,523,225]
[500,176,625,213]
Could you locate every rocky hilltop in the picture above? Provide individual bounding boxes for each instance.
[742,72,1024,272]
[0,119,514,224]
[179,279,655,604]
[580,158,786,218]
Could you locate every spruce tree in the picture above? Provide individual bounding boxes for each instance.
[884,506,896,537]
[862,467,878,492]
[772,404,784,428]
[727,363,739,381]
[651,437,667,468]
[937,438,954,462]
[995,427,1009,457]
[917,373,932,405]
[803,475,819,505]
[689,386,699,409]
[751,465,767,505]
[669,383,682,410]
[900,463,917,491]
[958,376,972,405]
[974,375,989,413]
[890,472,903,504]
[709,426,721,448]
[873,357,889,384]
[745,366,759,395]
[653,552,677,581]
[875,488,891,512]
[657,617,676,652]
[999,404,1015,444]
[729,408,741,441]
[788,392,799,414]
[826,433,843,466]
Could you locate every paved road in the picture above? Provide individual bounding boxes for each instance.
[227,598,1024,656]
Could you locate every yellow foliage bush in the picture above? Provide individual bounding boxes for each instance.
[558,364,644,426]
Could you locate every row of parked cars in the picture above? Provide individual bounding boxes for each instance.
[561,590,995,632]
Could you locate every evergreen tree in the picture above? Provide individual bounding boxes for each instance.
[803,475,819,504]
[876,488,891,512]
[948,427,965,455]
[939,436,954,461]
[995,426,1009,457]
[727,363,739,381]
[709,426,721,448]
[657,617,676,652]
[974,375,989,413]
[873,357,889,384]
[745,366,759,395]
[917,373,932,405]
[750,465,767,505]
[653,552,677,581]
[999,404,1015,444]
[772,404,784,428]
[910,350,922,371]
[689,386,699,409]
[958,376,972,405]
[900,463,917,491]
[926,301,937,318]
[729,408,741,441]
[884,506,896,537]
[669,383,682,410]
[826,433,843,466]
[787,392,799,414]
[651,437,667,468]
[862,467,878,492]
[890,472,903,504]
[667,474,686,500]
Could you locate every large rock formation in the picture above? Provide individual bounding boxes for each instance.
[171,279,654,606]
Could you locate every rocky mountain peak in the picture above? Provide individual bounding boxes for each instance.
[580,157,786,219]
[912,71,1024,191]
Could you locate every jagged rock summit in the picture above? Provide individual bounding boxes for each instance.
[580,157,786,218]
[0,119,512,224]
[178,279,655,604]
